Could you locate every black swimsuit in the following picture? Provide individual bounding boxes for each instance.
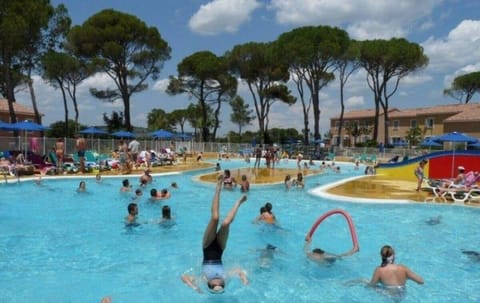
[203,237,223,264]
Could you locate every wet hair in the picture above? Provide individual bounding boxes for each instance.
[207,279,225,290]
[380,245,395,267]
[297,173,303,181]
[224,169,231,177]
[259,206,266,214]
[79,181,85,188]
[127,203,137,215]
[285,174,291,181]
[122,179,129,187]
[265,202,273,213]
[241,174,247,181]
[162,205,171,219]
[313,248,325,254]
[135,189,142,196]
[150,189,158,197]
[171,182,178,188]
[161,189,168,195]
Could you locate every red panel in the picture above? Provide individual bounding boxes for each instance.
[428,155,480,179]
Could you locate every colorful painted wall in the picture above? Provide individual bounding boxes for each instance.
[376,150,480,181]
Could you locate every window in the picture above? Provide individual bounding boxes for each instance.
[334,121,340,128]
[410,119,417,128]
[425,118,434,129]
[393,120,400,130]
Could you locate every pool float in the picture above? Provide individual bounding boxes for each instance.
[308,209,359,254]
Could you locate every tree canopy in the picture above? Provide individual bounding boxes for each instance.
[276,26,350,141]
[227,41,295,144]
[359,38,428,144]
[167,51,235,141]
[444,71,480,104]
[67,9,171,130]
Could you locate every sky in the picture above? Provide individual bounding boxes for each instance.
[15,0,480,136]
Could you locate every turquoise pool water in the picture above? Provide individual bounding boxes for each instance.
[1,160,479,302]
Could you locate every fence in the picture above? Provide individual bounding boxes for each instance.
[0,135,431,162]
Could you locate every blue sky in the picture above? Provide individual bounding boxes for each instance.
[16,0,480,136]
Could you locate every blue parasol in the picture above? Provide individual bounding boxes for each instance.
[111,130,136,138]
[150,129,173,139]
[434,132,478,177]
[9,120,48,131]
[79,127,108,135]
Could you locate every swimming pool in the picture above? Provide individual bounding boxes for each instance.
[1,160,479,302]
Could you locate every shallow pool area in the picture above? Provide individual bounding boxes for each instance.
[1,160,479,302]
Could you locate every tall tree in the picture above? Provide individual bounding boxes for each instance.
[276,26,350,141]
[167,51,235,141]
[359,38,428,144]
[334,40,361,147]
[227,41,296,144]
[147,108,173,131]
[169,108,190,136]
[229,95,254,140]
[443,71,480,104]
[22,3,70,126]
[103,111,124,133]
[41,51,94,135]
[0,0,56,127]
[67,9,171,131]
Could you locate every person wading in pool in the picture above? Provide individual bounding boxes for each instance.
[304,234,358,264]
[369,245,424,289]
[181,175,249,294]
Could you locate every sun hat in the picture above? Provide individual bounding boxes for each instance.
[458,166,465,171]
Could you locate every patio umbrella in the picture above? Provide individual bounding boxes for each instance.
[9,120,48,131]
[468,142,480,149]
[0,120,13,130]
[111,130,136,138]
[150,129,173,139]
[434,132,478,177]
[7,121,48,159]
[80,127,108,151]
[79,127,108,135]
[421,138,442,147]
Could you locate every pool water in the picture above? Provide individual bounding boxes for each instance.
[1,160,479,303]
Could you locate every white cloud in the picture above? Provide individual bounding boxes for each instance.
[402,73,433,85]
[189,0,261,35]
[422,20,480,71]
[153,79,170,92]
[268,0,439,39]
[443,63,480,87]
[345,96,365,107]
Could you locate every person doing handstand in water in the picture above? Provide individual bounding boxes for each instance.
[182,175,248,294]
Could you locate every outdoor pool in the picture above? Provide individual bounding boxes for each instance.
[1,160,479,302]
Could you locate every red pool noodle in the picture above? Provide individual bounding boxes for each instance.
[308,209,359,253]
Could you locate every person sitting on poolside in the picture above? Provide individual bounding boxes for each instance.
[240,174,250,193]
[140,168,153,185]
[442,166,466,188]
[181,175,248,294]
[304,234,358,264]
[223,169,237,190]
[125,203,138,225]
[368,245,424,289]
[215,163,221,171]
[120,179,131,192]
